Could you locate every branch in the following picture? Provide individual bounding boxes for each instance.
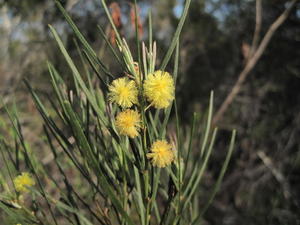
[213,0,298,125]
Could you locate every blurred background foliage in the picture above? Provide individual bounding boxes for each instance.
[0,0,299,224]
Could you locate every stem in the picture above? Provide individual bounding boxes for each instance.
[122,143,128,225]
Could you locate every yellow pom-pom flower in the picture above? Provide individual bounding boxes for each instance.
[13,172,35,193]
[143,70,175,109]
[115,109,141,138]
[147,140,175,168]
[108,77,138,108]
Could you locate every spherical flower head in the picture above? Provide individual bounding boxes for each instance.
[147,140,175,168]
[143,70,175,109]
[13,172,35,193]
[108,77,138,108]
[115,109,141,138]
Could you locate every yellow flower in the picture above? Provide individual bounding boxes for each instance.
[147,140,175,168]
[115,109,141,138]
[13,172,35,193]
[143,70,175,109]
[108,77,138,108]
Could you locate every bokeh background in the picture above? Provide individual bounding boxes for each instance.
[1,0,300,224]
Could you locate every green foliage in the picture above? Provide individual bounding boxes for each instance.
[0,1,236,224]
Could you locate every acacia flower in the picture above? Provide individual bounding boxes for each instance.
[143,70,175,109]
[147,140,175,168]
[13,172,35,193]
[108,77,138,108]
[115,109,141,138]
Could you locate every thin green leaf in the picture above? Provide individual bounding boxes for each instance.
[192,130,236,224]
[49,25,108,126]
[160,0,192,70]
[183,127,218,209]
[200,91,214,157]
[55,0,114,79]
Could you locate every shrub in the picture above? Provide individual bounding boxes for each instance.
[0,1,235,224]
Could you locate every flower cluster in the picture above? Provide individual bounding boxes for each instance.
[144,71,175,108]
[108,77,138,108]
[115,109,141,138]
[13,172,35,193]
[108,70,176,167]
[147,140,175,168]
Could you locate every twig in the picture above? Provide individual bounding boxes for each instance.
[213,0,298,125]
[257,151,291,199]
[249,0,262,59]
